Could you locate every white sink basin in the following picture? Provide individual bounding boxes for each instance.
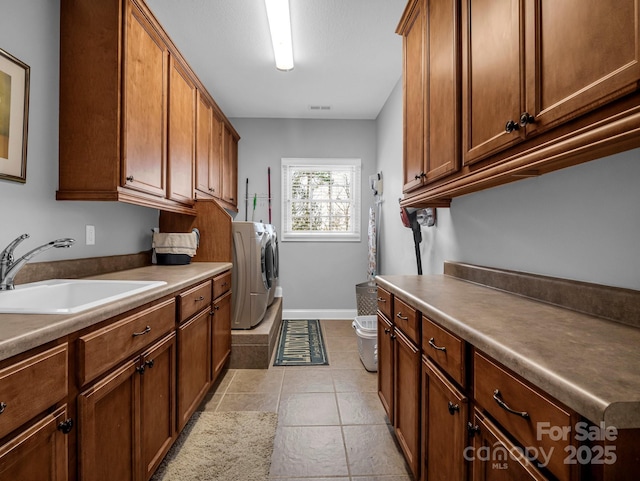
[0,279,167,314]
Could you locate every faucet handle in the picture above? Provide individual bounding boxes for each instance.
[1,234,30,261]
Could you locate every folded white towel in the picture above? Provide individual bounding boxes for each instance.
[152,232,198,256]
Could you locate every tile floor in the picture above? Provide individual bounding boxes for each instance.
[198,319,413,480]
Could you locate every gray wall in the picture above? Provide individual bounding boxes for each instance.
[0,0,159,262]
[230,118,377,314]
[377,78,640,290]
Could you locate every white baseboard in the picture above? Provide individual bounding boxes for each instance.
[282,309,358,320]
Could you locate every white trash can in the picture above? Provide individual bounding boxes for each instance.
[352,315,378,372]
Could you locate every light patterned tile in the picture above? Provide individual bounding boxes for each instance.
[343,425,412,476]
[278,392,340,426]
[328,350,367,370]
[332,368,378,392]
[281,368,335,393]
[225,368,284,393]
[216,392,280,412]
[269,426,349,477]
[337,392,389,425]
[325,336,359,353]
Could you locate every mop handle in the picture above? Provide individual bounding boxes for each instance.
[268,167,272,224]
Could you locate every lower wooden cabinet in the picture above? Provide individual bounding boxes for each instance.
[422,357,468,481]
[470,410,549,481]
[0,405,70,481]
[78,333,176,481]
[394,329,421,479]
[177,309,211,431]
[377,313,394,424]
[211,290,231,382]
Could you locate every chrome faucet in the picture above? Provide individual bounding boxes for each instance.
[0,234,75,291]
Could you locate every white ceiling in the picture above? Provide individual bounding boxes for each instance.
[146,0,407,120]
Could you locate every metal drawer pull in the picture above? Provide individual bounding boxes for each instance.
[377,297,386,302]
[196,296,205,301]
[396,312,408,321]
[447,401,460,415]
[428,338,446,352]
[0,402,6,414]
[493,389,529,418]
[132,325,151,337]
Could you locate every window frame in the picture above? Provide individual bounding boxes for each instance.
[280,157,362,242]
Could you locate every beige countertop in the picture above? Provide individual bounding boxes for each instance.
[0,262,232,363]
[376,274,640,429]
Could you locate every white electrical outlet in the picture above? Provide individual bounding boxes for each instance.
[86,225,95,245]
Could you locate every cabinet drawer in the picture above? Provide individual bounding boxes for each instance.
[394,297,420,345]
[213,271,231,299]
[422,316,466,387]
[0,344,68,439]
[376,286,392,319]
[179,280,212,322]
[474,350,575,481]
[78,298,176,385]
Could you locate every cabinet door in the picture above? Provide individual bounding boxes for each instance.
[425,0,460,182]
[462,0,524,164]
[195,92,213,197]
[78,360,139,481]
[122,0,167,198]
[167,57,196,205]
[394,329,421,479]
[523,0,640,135]
[0,406,69,481]
[212,291,232,381]
[400,0,427,193]
[140,334,176,481]
[177,309,211,430]
[377,314,394,424]
[470,410,549,481]
[422,358,467,481]
[209,111,223,200]
[221,124,238,207]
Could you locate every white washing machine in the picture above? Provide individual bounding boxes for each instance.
[232,222,272,329]
[264,224,279,306]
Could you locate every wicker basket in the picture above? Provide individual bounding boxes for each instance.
[355,281,378,316]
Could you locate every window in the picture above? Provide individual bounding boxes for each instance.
[281,158,361,242]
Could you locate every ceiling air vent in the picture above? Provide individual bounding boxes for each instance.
[308,105,332,111]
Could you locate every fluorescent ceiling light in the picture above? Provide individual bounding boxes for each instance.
[265,0,294,71]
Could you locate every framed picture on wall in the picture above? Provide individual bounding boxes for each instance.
[0,47,30,183]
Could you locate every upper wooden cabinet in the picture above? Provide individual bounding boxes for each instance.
[398,0,460,194]
[57,0,239,215]
[462,0,640,165]
[400,0,640,207]
[167,57,196,207]
[221,124,239,209]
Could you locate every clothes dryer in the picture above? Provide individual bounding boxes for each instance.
[264,224,279,306]
[232,222,271,329]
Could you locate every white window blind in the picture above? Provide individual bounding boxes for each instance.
[281,158,361,242]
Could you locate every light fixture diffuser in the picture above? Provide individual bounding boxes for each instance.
[265,0,294,71]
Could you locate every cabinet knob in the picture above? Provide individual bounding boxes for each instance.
[505,120,519,133]
[467,422,480,437]
[519,112,535,126]
[196,296,205,302]
[136,365,146,375]
[126,175,134,182]
[144,359,155,369]
[447,401,460,415]
[209,187,215,192]
[0,401,6,414]
[57,418,74,434]
[384,328,391,334]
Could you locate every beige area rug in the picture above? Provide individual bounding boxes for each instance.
[151,411,278,481]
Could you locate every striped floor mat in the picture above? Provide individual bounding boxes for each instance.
[274,319,329,366]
